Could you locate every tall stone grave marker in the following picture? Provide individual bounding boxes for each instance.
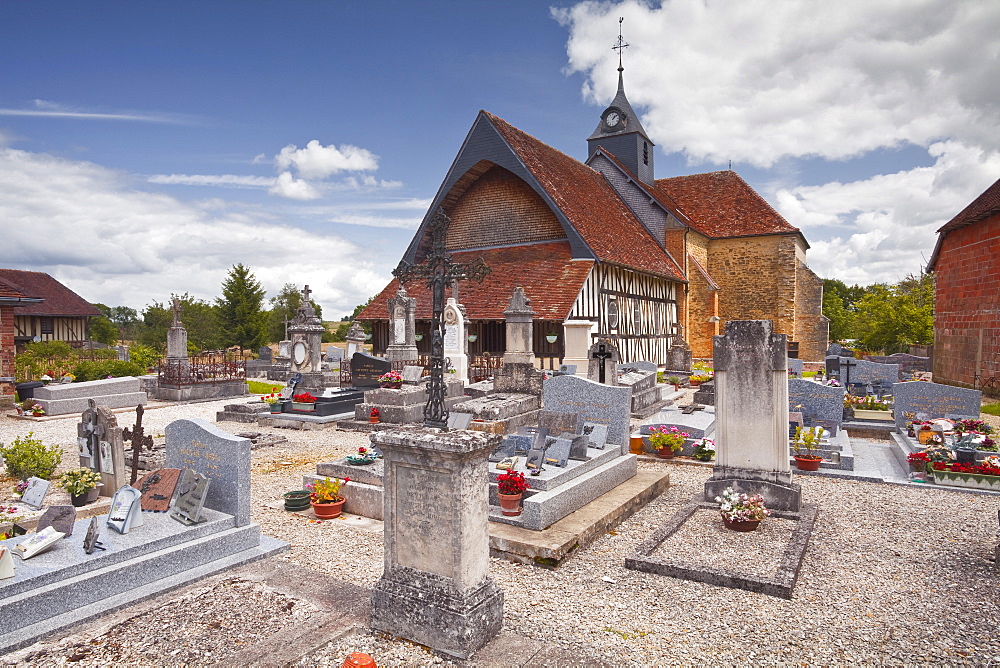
[705,320,801,511]
[165,418,251,526]
[288,285,324,380]
[443,297,468,384]
[562,320,596,377]
[165,298,190,374]
[543,374,631,449]
[386,285,418,363]
[588,337,620,386]
[370,426,504,659]
[665,327,693,374]
[77,399,128,497]
[345,321,367,360]
[493,287,544,395]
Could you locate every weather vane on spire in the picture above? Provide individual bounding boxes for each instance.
[613,16,629,72]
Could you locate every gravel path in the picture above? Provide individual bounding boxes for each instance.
[2,399,999,666]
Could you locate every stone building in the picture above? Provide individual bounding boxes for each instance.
[927,176,1000,389]
[359,68,827,364]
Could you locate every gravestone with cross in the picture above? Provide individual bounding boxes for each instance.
[77,399,128,496]
[393,208,490,428]
[166,297,188,362]
[123,403,156,485]
[587,337,620,386]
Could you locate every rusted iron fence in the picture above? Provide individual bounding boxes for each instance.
[158,354,247,386]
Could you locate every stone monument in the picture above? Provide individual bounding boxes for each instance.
[287,285,325,393]
[345,321,367,360]
[77,399,128,497]
[493,287,544,395]
[165,298,189,372]
[588,337,620,385]
[562,320,595,377]
[369,426,504,659]
[386,285,418,364]
[703,320,801,511]
[664,326,693,375]
[443,297,468,384]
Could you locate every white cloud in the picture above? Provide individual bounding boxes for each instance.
[275,140,379,179]
[556,1,1000,167]
[148,174,276,188]
[328,214,422,230]
[0,148,389,315]
[269,171,321,200]
[0,99,190,124]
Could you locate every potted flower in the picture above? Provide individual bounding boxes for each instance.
[915,422,939,445]
[666,375,681,391]
[30,404,46,418]
[648,426,689,459]
[930,456,1000,491]
[906,451,930,481]
[306,476,349,519]
[792,426,824,471]
[849,395,893,421]
[378,370,403,389]
[692,438,715,462]
[291,392,317,412]
[369,407,380,424]
[346,445,379,465]
[688,373,712,387]
[715,487,770,531]
[496,470,529,516]
[261,387,283,413]
[59,467,103,507]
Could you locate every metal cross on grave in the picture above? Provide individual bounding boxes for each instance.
[592,344,614,384]
[841,357,858,388]
[123,404,155,484]
[393,208,490,429]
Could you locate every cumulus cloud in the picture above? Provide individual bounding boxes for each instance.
[556,1,1000,167]
[269,171,322,200]
[0,147,390,314]
[275,140,379,179]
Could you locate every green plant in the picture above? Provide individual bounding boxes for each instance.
[248,380,284,394]
[0,433,62,480]
[982,403,1000,417]
[59,467,102,496]
[306,476,349,503]
[128,344,161,372]
[72,359,144,382]
[648,426,689,452]
[792,426,824,459]
[666,375,681,385]
[692,438,715,461]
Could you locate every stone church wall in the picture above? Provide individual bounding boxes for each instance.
[794,260,829,361]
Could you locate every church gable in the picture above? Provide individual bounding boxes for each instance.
[446,164,566,251]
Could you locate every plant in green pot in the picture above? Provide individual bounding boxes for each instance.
[59,467,103,507]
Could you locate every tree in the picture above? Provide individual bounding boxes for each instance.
[136,294,222,352]
[93,303,142,342]
[267,282,322,343]
[89,316,119,346]
[216,264,267,353]
[853,273,934,354]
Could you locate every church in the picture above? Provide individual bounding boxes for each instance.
[358,67,827,366]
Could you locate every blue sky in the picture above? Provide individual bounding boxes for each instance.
[2,1,998,319]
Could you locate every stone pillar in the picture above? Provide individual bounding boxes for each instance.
[443,298,468,384]
[562,320,595,377]
[345,322,366,359]
[703,320,801,511]
[370,426,504,660]
[165,298,190,377]
[386,286,419,364]
[502,287,534,365]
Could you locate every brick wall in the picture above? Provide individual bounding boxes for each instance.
[932,214,1000,386]
[684,232,718,357]
[446,166,566,250]
[794,260,829,361]
[0,304,14,397]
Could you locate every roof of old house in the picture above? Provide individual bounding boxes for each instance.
[0,269,99,316]
[358,241,593,321]
[655,171,801,240]
[485,112,686,282]
[927,176,1000,271]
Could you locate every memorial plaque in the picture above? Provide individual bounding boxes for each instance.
[447,411,473,430]
[525,448,546,471]
[170,469,210,525]
[444,323,460,352]
[401,365,424,384]
[788,379,845,429]
[545,437,572,467]
[566,433,591,461]
[107,485,143,534]
[83,516,105,555]
[583,422,609,450]
[488,437,516,463]
[132,468,182,512]
[20,477,50,509]
[36,505,76,537]
[99,441,115,474]
[350,352,392,389]
[537,410,583,437]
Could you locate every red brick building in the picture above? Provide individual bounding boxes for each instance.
[0,277,42,399]
[927,176,1000,390]
[359,71,827,364]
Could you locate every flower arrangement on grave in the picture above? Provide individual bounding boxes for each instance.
[346,445,379,466]
[292,392,317,404]
[844,395,891,411]
[59,467,102,496]
[30,405,46,417]
[978,436,997,452]
[0,504,24,541]
[496,470,529,495]
[62,373,75,382]
[953,419,994,436]
[932,459,1000,477]
[261,388,282,405]
[306,476,349,504]
[688,373,712,385]
[920,443,951,462]
[378,370,403,388]
[791,426,824,461]
[692,438,715,461]
[13,480,29,498]
[715,487,770,524]
[826,378,841,387]
[648,426,689,453]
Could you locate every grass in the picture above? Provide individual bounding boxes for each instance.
[247,380,284,395]
[982,402,1000,417]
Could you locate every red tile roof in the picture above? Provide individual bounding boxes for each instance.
[0,277,32,301]
[485,112,686,282]
[0,269,100,316]
[655,171,800,239]
[358,241,593,321]
[937,176,1000,234]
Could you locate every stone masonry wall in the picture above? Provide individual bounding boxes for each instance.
[0,304,14,398]
[446,166,565,250]
[794,260,829,361]
[933,214,1000,387]
[683,233,717,357]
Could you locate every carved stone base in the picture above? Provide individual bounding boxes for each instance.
[703,466,801,512]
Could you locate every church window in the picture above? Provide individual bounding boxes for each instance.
[607,299,620,330]
[643,142,648,165]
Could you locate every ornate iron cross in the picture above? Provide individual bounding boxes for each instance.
[123,404,155,484]
[393,208,490,428]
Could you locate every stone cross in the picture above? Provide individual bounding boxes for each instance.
[393,208,490,429]
[301,284,312,303]
[592,344,614,384]
[170,297,183,327]
[841,358,858,388]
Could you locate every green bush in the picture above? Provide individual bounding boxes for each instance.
[0,432,62,480]
[128,344,161,372]
[72,359,144,382]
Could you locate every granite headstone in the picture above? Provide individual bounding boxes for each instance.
[788,379,845,430]
[350,352,392,389]
[36,505,76,537]
[543,374,631,448]
[891,381,981,432]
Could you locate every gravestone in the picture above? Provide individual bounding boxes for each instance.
[493,287,544,395]
[170,469,210,525]
[788,358,804,377]
[19,477,49,509]
[587,337,620,385]
[77,401,129,496]
[787,379,845,431]
[841,358,899,386]
[166,297,189,365]
[401,365,424,384]
[370,426,504,659]
[350,352,392,389]
[36,505,76,536]
[542,374,631,448]
[665,329,693,374]
[386,285,419,364]
[891,381,981,432]
[557,364,577,375]
[561,320,596,377]
[165,418,252,526]
[258,346,273,363]
[132,468,182,513]
[326,347,344,361]
[277,340,292,361]
[826,342,852,357]
[704,320,800,511]
[825,355,840,379]
[344,322,367,360]
[443,297,468,383]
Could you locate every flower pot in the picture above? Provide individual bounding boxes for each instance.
[269,404,282,413]
[380,382,402,389]
[312,499,345,519]
[282,490,311,511]
[794,456,823,471]
[723,517,761,532]
[369,415,380,424]
[291,402,316,412]
[657,447,676,459]
[629,435,644,455]
[498,492,522,516]
[853,409,892,421]
[689,380,702,387]
[70,487,100,507]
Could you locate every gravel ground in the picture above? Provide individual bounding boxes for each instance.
[2,398,1000,666]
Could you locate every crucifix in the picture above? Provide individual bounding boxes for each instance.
[592,344,614,384]
[393,208,490,428]
[123,404,155,485]
[841,357,858,389]
[613,16,629,71]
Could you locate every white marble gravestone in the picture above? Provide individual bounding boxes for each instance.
[703,320,801,511]
[386,285,418,363]
[443,297,468,384]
